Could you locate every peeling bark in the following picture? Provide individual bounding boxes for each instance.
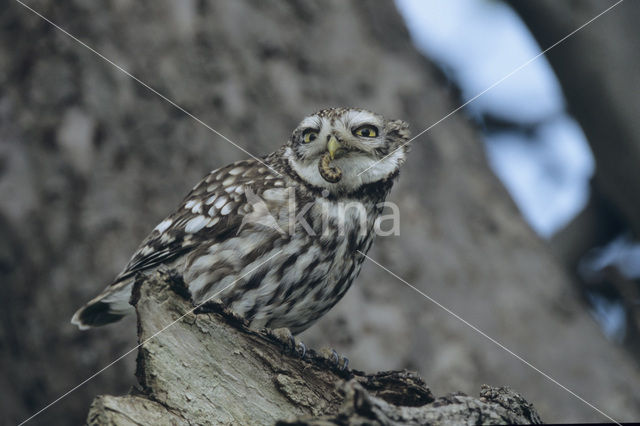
[85,271,541,425]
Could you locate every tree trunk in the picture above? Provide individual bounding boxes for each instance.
[510,0,640,361]
[510,0,640,246]
[2,0,640,424]
[85,270,542,425]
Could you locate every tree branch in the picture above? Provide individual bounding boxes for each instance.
[86,271,542,425]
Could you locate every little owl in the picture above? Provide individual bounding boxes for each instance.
[72,108,410,335]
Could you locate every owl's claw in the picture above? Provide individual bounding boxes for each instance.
[331,349,349,371]
[289,335,306,359]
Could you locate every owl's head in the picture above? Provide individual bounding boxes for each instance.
[283,108,410,194]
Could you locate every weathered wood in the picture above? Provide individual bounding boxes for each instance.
[86,271,541,425]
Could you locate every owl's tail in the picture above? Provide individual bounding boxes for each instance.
[71,279,135,329]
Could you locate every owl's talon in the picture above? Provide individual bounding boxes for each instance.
[328,348,348,370]
[289,335,306,359]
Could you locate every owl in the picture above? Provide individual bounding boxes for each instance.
[72,108,410,335]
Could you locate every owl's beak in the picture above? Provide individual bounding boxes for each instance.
[327,135,343,160]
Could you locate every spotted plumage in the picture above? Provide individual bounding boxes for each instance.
[72,108,410,334]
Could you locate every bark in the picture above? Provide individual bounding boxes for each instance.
[510,0,640,360]
[3,1,640,424]
[85,270,542,425]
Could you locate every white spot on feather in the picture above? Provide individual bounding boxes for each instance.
[214,196,227,209]
[229,167,244,176]
[139,245,154,255]
[207,217,220,227]
[154,219,173,233]
[220,203,233,215]
[223,176,235,186]
[262,188,287,200]
[185,215,208,233]
[191,201,203,214]
[206,195,217,205]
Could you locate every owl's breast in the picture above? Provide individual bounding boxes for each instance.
[183,194,382,335]
[245,197,379,333]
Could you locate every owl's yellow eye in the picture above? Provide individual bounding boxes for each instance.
[353,125,378,138]
[302,129,318,143]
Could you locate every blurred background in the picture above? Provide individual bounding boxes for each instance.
[2,0,639,424]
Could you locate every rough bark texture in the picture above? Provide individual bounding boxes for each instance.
[2,0,640,424]
[85,271,542,425]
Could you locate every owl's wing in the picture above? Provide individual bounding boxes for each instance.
[116,158,283,282]
[72,158,289,329]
